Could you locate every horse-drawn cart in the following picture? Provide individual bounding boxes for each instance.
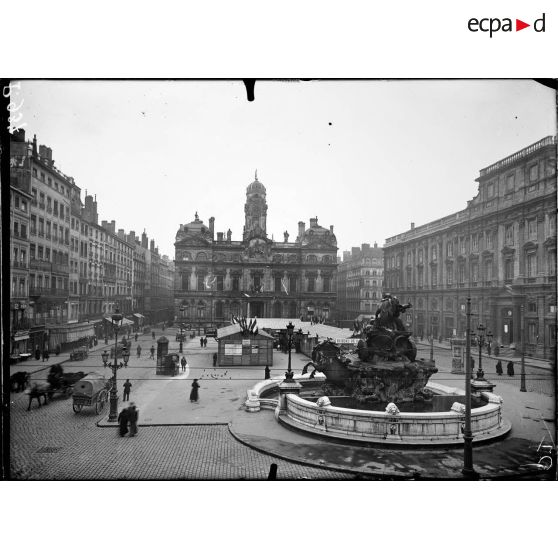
[72,372,110,414]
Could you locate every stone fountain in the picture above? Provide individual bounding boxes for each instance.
[302,294,438,403]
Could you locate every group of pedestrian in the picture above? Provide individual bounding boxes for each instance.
[199,337,208,348]
[118,402,139,437]
[494,359,514,376]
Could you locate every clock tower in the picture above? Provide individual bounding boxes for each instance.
[243,171,268,241]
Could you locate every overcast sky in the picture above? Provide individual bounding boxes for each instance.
[19,80,556,257]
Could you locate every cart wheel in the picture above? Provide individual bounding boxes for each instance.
[73,403,83,413]
[95,397,105,415]
[539,456,553,470]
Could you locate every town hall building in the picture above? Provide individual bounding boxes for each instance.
[173,174,338,331]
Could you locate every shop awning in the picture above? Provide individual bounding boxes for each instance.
[13,333,30,341]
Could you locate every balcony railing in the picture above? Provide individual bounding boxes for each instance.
[29,286,69,297]
[30,258,52,272]
[52,262,70,274]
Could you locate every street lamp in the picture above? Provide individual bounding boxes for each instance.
[101,307,130,422]
[474,324,493,380]
[285,321,295,382]
[462,297,479,479]
[520,304,526,392]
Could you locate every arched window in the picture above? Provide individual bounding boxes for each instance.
[197,302,206,318]
[196,252,207,261]
[289,301,297,317]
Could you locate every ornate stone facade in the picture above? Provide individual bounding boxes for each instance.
[174,175,338,330]
[383,136,557,358]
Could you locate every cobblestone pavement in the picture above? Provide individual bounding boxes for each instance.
[9,330,555,480]
[9,332,352,480]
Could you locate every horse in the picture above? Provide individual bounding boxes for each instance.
[26,381,51,410]
[11,371,30,392]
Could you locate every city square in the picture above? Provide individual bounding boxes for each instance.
[5,80,557,481]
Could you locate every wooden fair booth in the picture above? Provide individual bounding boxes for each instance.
[216,324,274,367]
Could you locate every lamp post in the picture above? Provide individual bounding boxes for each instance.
[462,297,479,479]
[101,307,130,422]
[285,321,295,381]
[474,324,493,380]
[520,304,526,392]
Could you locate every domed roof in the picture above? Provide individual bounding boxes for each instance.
[247,170,266,194]
[301,217,337,246]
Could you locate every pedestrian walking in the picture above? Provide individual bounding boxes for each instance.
[507,361,515,376]
[179,341,183,353]
[470,356,475,371]
[152,331,155,340]
[135,333,138,342]
[487,342,492,356]
[35,346,41,360]
[181,356,187,371]
[265,365,271,380]
[496,360,503,376]
[190,379,200,402]
[213,353,218,367]
[123,379,132,401]
[55,344,61,356]
[204,337,208,348]
[42,349,50,362]
[118,406,129,437]
[128,403,139,437]
[150,345,155,359]
[137,345,142,358]
[200,337,204,348]
[105,336,108,345]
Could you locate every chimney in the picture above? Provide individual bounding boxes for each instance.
[362,243,370,251]
[283,231,289,243]
[411,222,415,230]
[329,225,334,233]
[46,147,53,164]
[101,220,108,230]
[209,217,215,239]
[343,250,351,262]
[118,229,125,239]
[227,229,232,242]
[39,145,48,160]
[32,134,38,156]
[298,221,305,239]
[150,239,155,252]
[309,217,318,228]
[217,232,224,242]
[110,220,116,233]
[142,230,148,248]
[374,242,378,248]
[351,247,361,258]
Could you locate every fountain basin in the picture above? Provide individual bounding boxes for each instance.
[247,376,511,446]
